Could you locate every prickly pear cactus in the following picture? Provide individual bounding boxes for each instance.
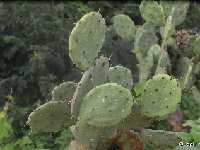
[70,121,99,149]
[163,15,173,41]
[71,120,118,149]
[134,27,158,54]
[71,56,109,119]
[174,57,191,89]
[108,65,133,90]
[171,1,190,27]
[155,50,171,74]
[117,103,151,130]
[159,1,177,17]
[139,74,182,119]
[184,62,195,90]
[113,14,136,41]
[191,86,200,105]
[27,101,73,132]
[78,83,133,126]
[139,51,154,83]
[69,12,106,70]
[68,140,87,150]
[139,1,165,26]
[139,129,188,149]
[52,81,77,101]
[148,44,161,62]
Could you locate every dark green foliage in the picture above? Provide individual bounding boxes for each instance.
[0,1,85,106]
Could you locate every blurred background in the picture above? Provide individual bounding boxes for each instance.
[0,1,200,150]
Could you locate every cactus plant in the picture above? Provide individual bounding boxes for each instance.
[52,81,77,101]
[27,101,73,132]
[69,12,106,70]
[78,83,133,126]
[27,1,200,149]
[108,65,133,90]
[113,14,136,41]
[139,1,165,26]
[139,74,182,119]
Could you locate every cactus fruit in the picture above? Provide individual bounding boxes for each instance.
[139,129,188,149]
[139,74,182,119]
[69,12,106,70]
[78,83,133,126]
[71,56,109,119]
[108,65,133,90]
[27,101,73,132]
[113,14,136,41]
[139,1,165,26]
[191,86,200,105]
[52,81,77,101]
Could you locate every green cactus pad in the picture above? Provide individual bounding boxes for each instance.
[159,1,177,17]
[192,36,200,55]
[191,86,200,105]
[139,129,187,149]
[79,83,133,126]
[139,51,154,83]
[71,56,109,118]
[171,1,189,26]
[27,101,73,132]
[184,62,195,90]
[174,57,191,89]
[139,1,165,26]
[194,62,200,75]
[113,14,135,41]
[139,74,182,119]
[52,81,77,101]
[68,140,87,150]
[142,22,155,32]
[71,121,118,149]
[174,146,199,150]
[155,51,171,75]
[69,12,106,70]
[148,44,161,62]
[70,121,99,149]
[163,15,172,41]
[117,103,151,130]
[108,65,133,90]
[134,27,158,54]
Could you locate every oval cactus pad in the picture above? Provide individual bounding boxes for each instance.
[79,83,133,126]
[52,81,77,101]
[27,101,73,132]
[69,12,106,70]
[113,14,135,41]
[108,65,133,90]
[139,74,181,119]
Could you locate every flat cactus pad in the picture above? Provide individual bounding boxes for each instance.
[79,83,133,126]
